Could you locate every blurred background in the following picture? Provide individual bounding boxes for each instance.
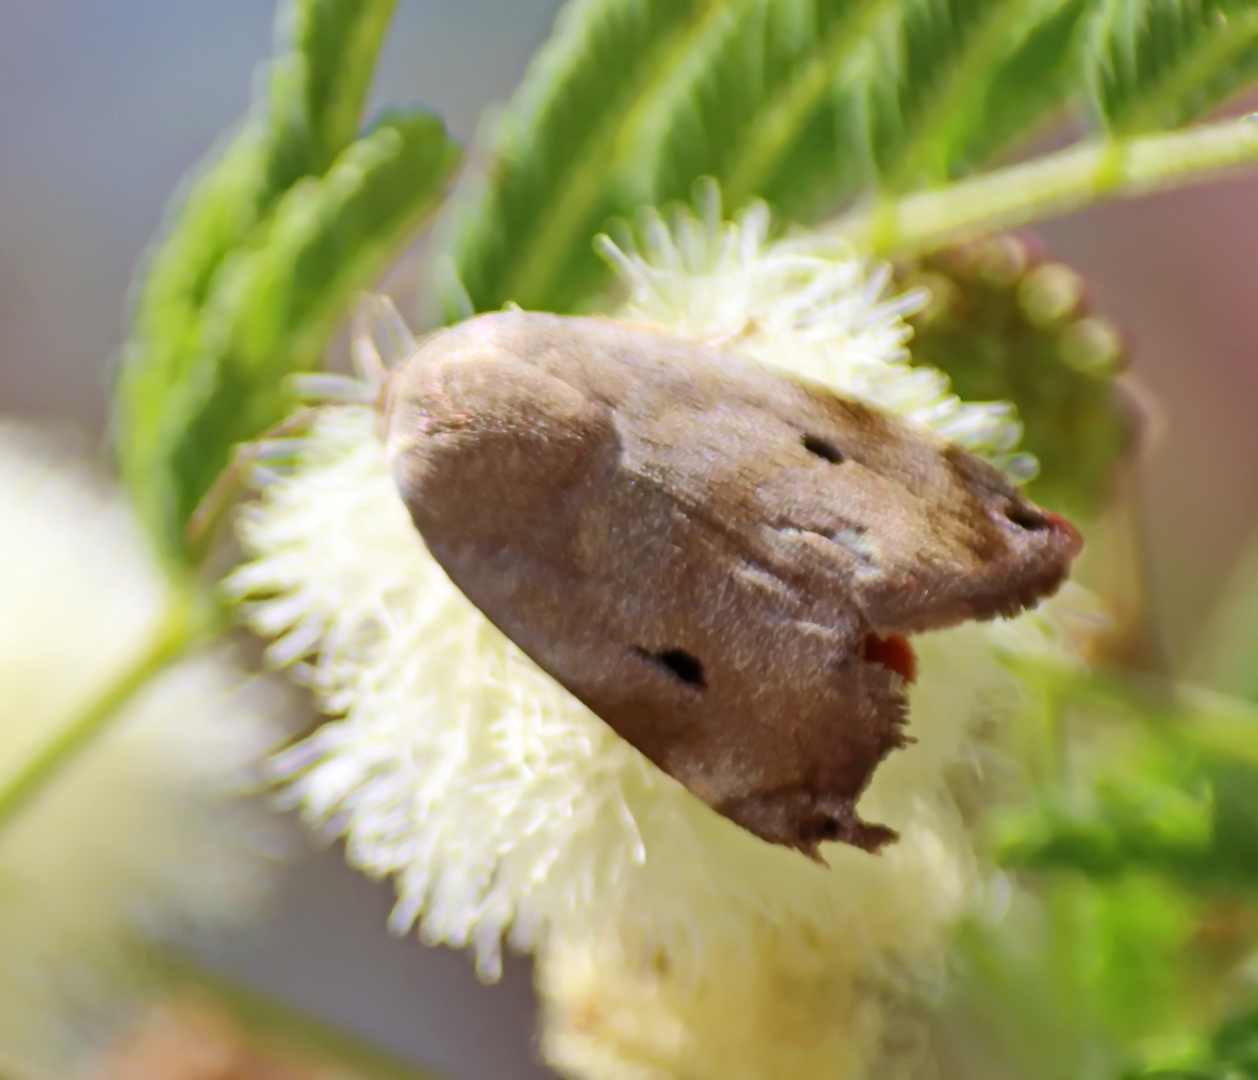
[3,2,1257,1077]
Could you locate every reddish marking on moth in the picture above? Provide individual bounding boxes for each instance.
[863,633,917,684]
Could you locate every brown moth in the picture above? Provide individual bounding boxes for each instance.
[381,310,1082,859]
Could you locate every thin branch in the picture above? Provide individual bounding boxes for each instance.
[831,117,1258,255]
[0,594,204,831]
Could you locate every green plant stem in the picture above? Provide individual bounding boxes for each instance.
[0,593,203,833]
[158,954,446,1080]
[832,117,1258,255]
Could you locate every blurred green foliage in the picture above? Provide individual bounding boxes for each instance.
[1135,1005,1258,1079]
[116,0,459,562]
[1092,0,1258,135]
[995,665,1258,887]
[1190,537,1258,705]
[429,0,1258,318]
[950,873,1210,1080]
[938,652,1258,1080]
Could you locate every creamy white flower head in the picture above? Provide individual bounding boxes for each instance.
[600,193,1035,481]
[0,424,284,1079]
[230,204,1089,1078]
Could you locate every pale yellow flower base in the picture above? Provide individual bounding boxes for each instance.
[539,926,897,1080]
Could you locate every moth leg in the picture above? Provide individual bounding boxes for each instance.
[185,407,326,557]
[718,788,898,860]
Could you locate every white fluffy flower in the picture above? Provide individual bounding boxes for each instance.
[601,198,1035,481]
[230,204,1089,1079]
[0,424,284,1079]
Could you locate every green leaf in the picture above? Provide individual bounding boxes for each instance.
[290,0,402,167]
[951,0,1091,171]
[861,0,1083,191]
[1088,0,1258,134]
[120,111,459,559]
[633,0,901,221]
[427,0,726,318]
[993,664,1258,891]
[428,0,1099,318]
[953,875,1201,1080]
[127,0,398,356]
[995,745,1217,879]
[115,0,462,561]
[1133,1006,1258,1078]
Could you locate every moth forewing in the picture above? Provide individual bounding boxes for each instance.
[382,311,1082,858]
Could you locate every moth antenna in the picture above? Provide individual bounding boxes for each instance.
[351,294,416,387]
[184,407,323,559]
[377,296,418,364]
[289,373,377,404]
[350,318,387,388]
[434,255,475,323]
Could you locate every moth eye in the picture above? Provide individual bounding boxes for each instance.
[802,433,844,463]
[635,646,706,688]
[1004,503,1049,531]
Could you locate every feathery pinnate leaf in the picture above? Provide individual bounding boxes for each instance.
[948,0,1091,172]
[126,0,398,376]
[860,0,1076,190]
[161,113,458,548]
[116,0,459,562]
[1088,0,1258,135]
[427,0,721,318]
[637,0,898,221]
[432,0,1258,325]
[429,0,1107,317]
